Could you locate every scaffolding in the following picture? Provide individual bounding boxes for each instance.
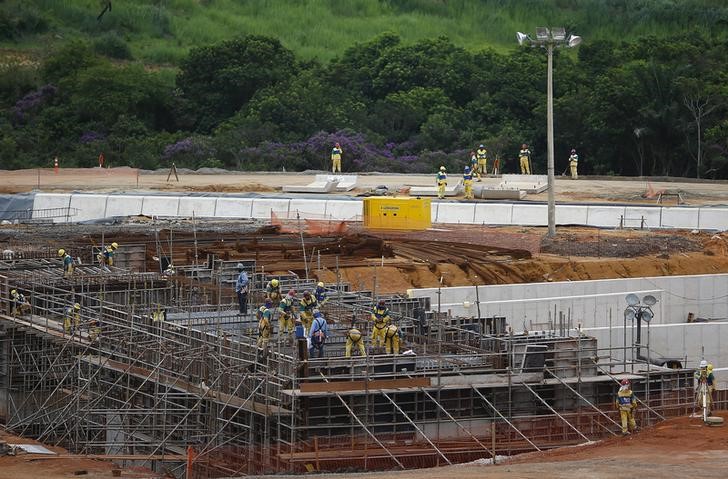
[0,259,712,477]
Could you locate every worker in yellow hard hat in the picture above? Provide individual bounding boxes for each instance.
[266,279,282,303]
[64,302,81,335]
[299,290,318,332]
[10,289,31,317]
[314,282,328,306]
[278,290,297,336]
[257,302,273,349]
[58,248,74,278]
[345,327,366,358]
[370,299,391,349]
[476,144,488,179]
[436,166,447,199]
[384,323,401,355]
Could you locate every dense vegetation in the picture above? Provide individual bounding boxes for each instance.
[1,1,727,177]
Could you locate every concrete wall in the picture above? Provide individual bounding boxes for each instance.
[30,193,728,231]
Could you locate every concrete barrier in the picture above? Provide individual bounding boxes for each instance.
[698,207,728,231]
[141,196,181,217]
[214,198,253,219]
[325,200,362,220]
[473,203,513,225]
[511,204,547,226]
[70,194,109,222]
[435,202,476,224]
[33,193,72,221]
[177,197,217,218]
[623,206,662,229]
[585,205,625,228]
[660,207,700,229]
[555,205,589,225]
[251,199,291,219]
[289,199,328,219]
[106,195,144,218]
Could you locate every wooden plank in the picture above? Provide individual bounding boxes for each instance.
[300,377,430,393]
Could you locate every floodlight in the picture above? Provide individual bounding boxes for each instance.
[643,295,657,306]
[536,27,550,40]
[551,27,566,41]
[516,32,531,46]
[625,294,640,306]
[568,35,582,47]
[624,309,636,321]
[641,309,653,323]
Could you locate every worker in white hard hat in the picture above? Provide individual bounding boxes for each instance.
[695,359,716,416]
[314,281,328,306]
[436,166,447,199]
[345,327,366,358]
[10,289,31,317]
[463,165,474,200]
[278,289,297,335]
[235,263,249,315]
[476,144,488,179]
[299,290,319,332]
[519,143,531,175]
[568,149,579,179]
[615,379,638,435]
[58,248,74,278]
[266,278,282,303]
[384,323,401,355]
[257,301,273,349]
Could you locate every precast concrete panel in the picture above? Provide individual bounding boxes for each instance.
[698,207,728,231]
[288,199,328,219]
[70,194,108,222]
[585,205,626,227]
[430,202,439,223]
[105,195,144,218]
[177,197,217,218]
[623,206,662,229]
[214,198,253,218]
[435,203,476,224]
[510,204,547,226]
[141,195,181,217]
[325,200,362,220]
[555,205,588,225]
[250,199,291,219]
[473,203,513,225]
[33,193,72,222]
[660,207,700,229]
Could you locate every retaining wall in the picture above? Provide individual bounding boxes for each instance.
[30,193,728,231]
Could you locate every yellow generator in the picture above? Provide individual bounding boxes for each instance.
[362,197,431,230]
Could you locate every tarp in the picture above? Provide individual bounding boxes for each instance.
[0,193,35,220]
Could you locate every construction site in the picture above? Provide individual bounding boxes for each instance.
[0,169,727,478]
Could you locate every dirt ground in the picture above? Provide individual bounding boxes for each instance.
[258,413,728,479]
[4,167,728,205]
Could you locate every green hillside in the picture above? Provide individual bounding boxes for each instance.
[2,0,728,64]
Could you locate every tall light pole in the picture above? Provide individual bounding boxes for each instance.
[516,28,582,237]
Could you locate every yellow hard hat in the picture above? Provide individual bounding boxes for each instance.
[74,303,81,310]
[258,305,266,313]
[317,282,324,288]
[11,289,17,295]
[111,242,118,249]
[58,248,65,256]
[708,363,714,372]
[271,279,279,287]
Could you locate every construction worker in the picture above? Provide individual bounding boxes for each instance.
[384,323,401,355]
[299,290,318,331]
[235,263,249,315]
[266,279,282,303]
[58,248,74,278]
[436,166,447,199]
[476,144,488,179]
[463,165,474,200]
[469,151,479,181]
[492,155,500,176]
[105,242,119,266]
[278,290,297,335]
[568,149,579,179]
[162,264,176,277]
[257,304,272,349]
[519,144,531,175]
[309,310,329,358]
[331,142,343,173]
[615,379,638,435]
[370,299,391,348]
[345,327,366,358]
[88,318,101,341]
[10,289,31,317]
[695,359,716,416]
[64,302,81,335]
[314,282,328,306]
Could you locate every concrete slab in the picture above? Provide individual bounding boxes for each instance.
[410,180,462,197]
[555,205,588,225]
[473,185,526,200]
[141,195,181,217]
[698,207,728,231]
[501,174,548,184]
[500,174,549,193]
[250,199,291,219]
[325,200,362,220]
[33,193,72,222]
[105,195,144,218]
[585,205,626,228]
[70,194,109,222]
[660,207,699,230]
[317,174,358,192]
[215,198,253,219]
[282,178,338,193]
[473,203,513,225]
[289,199,328,219]
[435,202,476,224]
[511,204,548,226]
[177,197,217,218]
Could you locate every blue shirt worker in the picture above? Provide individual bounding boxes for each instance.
[314,282,328,305]
[308,311,329,358]
[331,143,343,173]
[235,263,249,315]
[463,166,474,200]
[58,248,74,277]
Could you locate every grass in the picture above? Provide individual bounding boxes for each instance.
[2,0,728,65]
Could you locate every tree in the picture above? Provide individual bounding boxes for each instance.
[680,79,719,178]
[176,35,297,133]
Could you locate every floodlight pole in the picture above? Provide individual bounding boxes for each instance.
[546,43,556,237]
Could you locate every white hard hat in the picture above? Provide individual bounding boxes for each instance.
[700,359,708,368]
